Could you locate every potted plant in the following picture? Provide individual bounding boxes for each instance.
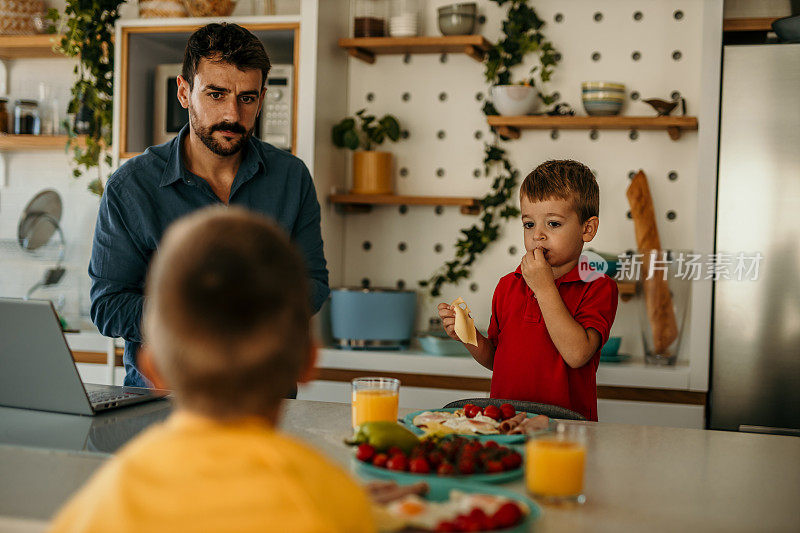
[332,109,402,195]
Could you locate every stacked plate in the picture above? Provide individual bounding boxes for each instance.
[581,81,625,116]
[389,13,418,37]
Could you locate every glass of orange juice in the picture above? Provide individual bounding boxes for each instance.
[526,422,588,504]
[351,377,400,428]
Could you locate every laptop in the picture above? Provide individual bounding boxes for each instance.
[0,298,169,416]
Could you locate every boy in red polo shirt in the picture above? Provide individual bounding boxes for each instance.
[438,160,618,420]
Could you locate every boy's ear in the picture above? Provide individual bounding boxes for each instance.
[582,216,599,242]
[297,341,319,384]
[138,345,170,390]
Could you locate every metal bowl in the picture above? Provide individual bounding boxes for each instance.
[438,12,476,35]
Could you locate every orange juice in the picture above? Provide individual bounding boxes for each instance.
[351,389,399,427]
[526,439,586,500]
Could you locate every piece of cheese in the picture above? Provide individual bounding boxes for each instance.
[451,297,478,346]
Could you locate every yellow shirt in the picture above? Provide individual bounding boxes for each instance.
[49,412,376,533]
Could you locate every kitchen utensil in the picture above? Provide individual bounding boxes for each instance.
[490,85,540,115]
[330,288,416,349]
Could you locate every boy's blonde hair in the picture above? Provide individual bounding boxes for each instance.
[520,160,599,223]
[144,206,311,419]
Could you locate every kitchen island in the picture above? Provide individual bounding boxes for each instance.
[1,400,798,532]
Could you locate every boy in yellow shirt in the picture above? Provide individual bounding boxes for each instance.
[50,207,375,533]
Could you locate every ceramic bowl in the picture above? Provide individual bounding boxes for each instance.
[583,100,623,116]
[581,81,626,92]
[438,2,477,15]
[491,85,540,116]
[601,337,622,357]
[773,14,800,43]
[582,91,625,101]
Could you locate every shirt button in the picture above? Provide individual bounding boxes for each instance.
[186,178,193,185]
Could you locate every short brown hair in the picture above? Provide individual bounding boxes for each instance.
[144,206,311,419]
[520,160,599,223]
[183,23,271,90]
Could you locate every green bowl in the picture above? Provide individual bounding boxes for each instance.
[354,455,523,485]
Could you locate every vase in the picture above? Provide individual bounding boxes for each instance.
[352,151,393,195]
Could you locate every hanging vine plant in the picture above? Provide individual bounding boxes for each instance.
[47,0,126,196]
[420,0,560,297]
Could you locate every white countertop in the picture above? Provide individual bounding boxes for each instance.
[66,332,693,391]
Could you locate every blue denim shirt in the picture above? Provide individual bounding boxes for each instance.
[89,126,329,387]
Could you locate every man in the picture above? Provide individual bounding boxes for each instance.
[89,23,329,388]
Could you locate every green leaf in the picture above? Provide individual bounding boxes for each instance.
[343,129,360,150]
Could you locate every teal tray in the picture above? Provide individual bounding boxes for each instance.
[354,456,523,485]
[403,408,550,444]
[362,476,540,532]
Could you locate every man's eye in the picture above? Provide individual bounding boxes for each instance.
[209,92,222,100]
[240,96,255,104]
[523,222,534,229]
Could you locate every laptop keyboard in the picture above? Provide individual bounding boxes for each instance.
[88,390,141,405]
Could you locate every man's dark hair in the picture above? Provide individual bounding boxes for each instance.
[182,23,271,89]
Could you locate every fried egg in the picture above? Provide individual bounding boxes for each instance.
[381,490,527,530]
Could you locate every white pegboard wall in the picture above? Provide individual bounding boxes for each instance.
[341,0,716,361]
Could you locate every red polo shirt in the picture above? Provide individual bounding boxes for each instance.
[487,263,619,421]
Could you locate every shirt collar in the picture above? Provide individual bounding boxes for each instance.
[159,124,265,189]
[514,260,584,286]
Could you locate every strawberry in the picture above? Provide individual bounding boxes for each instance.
[482,404,502,421]
[435,521,456,532]
[355,443,375,463]
[427,450,444,468]
[437,462,455,476]
[458,458,476,475]
[371,453,388,468]
[409,457,430,474]
[387,446,405,457]
[386,454,408,472]
[486,460,504,473]
[501,452,523,470]
[484,440,499,449]
[468,508,489,529]
[491,502,522,528]
[464,405,481,418]
[500,403,516,420]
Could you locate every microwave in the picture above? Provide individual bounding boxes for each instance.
[152,63,294,151]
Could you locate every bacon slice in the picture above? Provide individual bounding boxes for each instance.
[498,412,527,433]
[509,414,550,434]
[366,480,429,505]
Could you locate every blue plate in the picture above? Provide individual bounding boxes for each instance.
[403,408,548,444]
[354,455,523,485]
[365,476,540,532]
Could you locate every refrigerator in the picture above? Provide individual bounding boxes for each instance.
[710,43,800,433]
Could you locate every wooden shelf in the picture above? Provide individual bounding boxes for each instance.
[338,35,492,64]
[330,193,481,215]
[0,34,64,60]
[0,134,86,151]
[486,115,699,141]
[722,17,779,32]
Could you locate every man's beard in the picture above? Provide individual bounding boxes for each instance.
[188,105,254,156]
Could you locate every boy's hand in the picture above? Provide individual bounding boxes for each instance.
[437,303,461,341]
[521,247,555,295]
